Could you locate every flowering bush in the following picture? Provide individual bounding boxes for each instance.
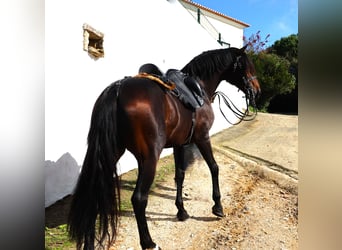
[243,31,270,53]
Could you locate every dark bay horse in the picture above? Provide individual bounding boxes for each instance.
[68,46,260,250]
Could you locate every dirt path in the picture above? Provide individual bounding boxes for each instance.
[45,150,298,250]
[111,150,298,250]
[46,113,298,249]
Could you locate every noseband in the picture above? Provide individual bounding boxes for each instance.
[243,75,258,108]
[244,75,257,83]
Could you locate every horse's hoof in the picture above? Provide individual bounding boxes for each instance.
[177,210,190,221]
[144,244,161,250]
[212,205,225,217]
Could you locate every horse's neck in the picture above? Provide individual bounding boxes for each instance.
[202,75,221,99]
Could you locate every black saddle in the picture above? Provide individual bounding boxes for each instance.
[139,64,204,111]
[139,63,164,76]
[166,69,204,110]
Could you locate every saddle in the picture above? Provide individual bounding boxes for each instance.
[166,69,204,111]
[137,64,204,111]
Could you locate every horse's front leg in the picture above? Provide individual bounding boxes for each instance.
[131,156,161,250]
[196,139,224,217]
[173,146,190,221]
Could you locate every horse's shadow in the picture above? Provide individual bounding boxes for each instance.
[121,209,221,223]
[45,195,73,228]
[45,183,216,229]
[120,181,191,202]
[120,182,220,223]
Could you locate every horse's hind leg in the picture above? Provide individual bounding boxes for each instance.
[131,155,160,250]
[196,139,224,217]
[174,146,190,221]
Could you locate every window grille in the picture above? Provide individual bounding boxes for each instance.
[83,23,104,59]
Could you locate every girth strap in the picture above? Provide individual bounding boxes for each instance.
[184,111,196,145]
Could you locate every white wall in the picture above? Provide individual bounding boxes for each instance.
[205,16,245,48]
[45,0,246,207]
[180,2,246,48]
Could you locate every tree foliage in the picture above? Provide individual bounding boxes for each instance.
[268,34,298,63]
[244,33,298,110]
[249,53,296,110]
[268,34,298,81]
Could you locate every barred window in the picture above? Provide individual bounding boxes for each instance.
[83,23,104,59]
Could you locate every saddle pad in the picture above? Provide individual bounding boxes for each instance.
[135,72,175,90]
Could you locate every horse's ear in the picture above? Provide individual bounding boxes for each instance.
[240,45,248,53]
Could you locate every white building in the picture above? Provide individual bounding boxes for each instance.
[45,0,250,207]
[179,0,249,48]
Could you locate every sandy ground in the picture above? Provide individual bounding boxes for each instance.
[46,113,298,250]
[110,150,298,250]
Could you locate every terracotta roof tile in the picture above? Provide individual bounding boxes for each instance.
[181,0,250,27]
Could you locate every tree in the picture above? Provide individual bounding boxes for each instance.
[266,34,298,113]
[268,34,298,80]
[268,34,298,63]
[249,52,296,110]
[244,33,297,111]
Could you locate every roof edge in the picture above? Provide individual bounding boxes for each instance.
[180,0,250,28]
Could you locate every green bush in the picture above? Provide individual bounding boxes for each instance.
[249,52,296,110]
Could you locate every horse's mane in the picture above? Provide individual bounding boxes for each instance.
[244,54,256,74]
[181,48,238,80]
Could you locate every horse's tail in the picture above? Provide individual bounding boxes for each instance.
[68,82,122,249]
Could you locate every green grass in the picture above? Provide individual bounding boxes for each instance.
[249,106,268,113]
[154,155,175,184]
[119,154,175,211]
[45,154,175,249]
[45,225,74,250]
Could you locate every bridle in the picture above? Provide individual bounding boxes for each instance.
[243,75,258,108]
[211,55,258,125]
[235,55,258,107]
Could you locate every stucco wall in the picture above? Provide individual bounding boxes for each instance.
[205,16,245,48]
[179,1,246,48]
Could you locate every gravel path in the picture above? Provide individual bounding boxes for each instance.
[111,150,298,250]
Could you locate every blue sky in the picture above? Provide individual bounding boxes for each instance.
[193,0,298,47]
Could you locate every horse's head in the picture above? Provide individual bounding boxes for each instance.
[223,46,261,107]
[181,46,261,108]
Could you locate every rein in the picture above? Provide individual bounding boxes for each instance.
[216,55,258,125]
[211,90,257,125]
